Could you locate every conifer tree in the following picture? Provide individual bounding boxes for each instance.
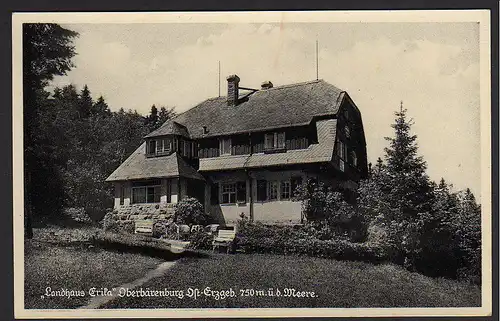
[383,103,433,218]
[92,95,110,116]
[147,105,159,132]
[158,106,176,125]
[78,85,93,118]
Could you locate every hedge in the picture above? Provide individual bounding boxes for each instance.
[93,231,177,258]
[235,221,388,263]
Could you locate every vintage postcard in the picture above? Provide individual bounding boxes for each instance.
[12,10,492,318]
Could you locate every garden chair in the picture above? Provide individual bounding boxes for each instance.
[212,227,236,254]
[191,225,204,233]
[205,224,220,236]
[177,224,191,240]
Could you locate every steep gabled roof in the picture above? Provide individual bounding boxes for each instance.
[105,144,204,182]
[146,79,344,139]
[152,121,189,138]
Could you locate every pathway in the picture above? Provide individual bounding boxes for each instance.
[81,260,177,309]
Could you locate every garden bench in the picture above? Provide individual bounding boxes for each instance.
[134,220,154,236]
[212,228,236,254]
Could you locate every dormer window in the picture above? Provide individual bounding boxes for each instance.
[219,137,232,156]
[264,132,285,152]
[147,137,173,157]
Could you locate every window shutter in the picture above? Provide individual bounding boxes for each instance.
[277,132,285,149]
[210,183,219,205]
[265,134,274,150]
[166,179,172,203]
[256,180,267,201]
[236,181,247,203]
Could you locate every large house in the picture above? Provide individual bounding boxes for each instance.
[106,75,368,225]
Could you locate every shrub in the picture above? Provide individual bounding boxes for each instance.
[64,207,93,223]
[236,220,388,263]
[187,230,213,250]
[93,231,177,259]
[294,179,367,242]
[102,212,119,232]
[153,220,169,238]
[174,197,210,226]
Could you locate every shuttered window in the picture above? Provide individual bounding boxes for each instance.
[264,132,286,150]
[280,180,291,200]
[221,183,236,204]
[268,181,279,200]
[220,137,232,156]
[277,132,285,149]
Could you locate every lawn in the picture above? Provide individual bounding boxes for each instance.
[24,226,164,309]
[103,253,481,309]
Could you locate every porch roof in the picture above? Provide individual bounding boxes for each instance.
[198,119,337,171]
[105,144,204,182]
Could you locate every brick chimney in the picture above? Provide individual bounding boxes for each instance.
[261,81,273,90]
[226,74,240,106]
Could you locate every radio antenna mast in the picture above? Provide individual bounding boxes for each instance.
[218,61,221,97]
[316,39,319,80]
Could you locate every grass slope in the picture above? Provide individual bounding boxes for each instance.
[24,227,164,309]
[103,253,481,309]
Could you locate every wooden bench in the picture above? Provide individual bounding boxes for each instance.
[212,228,236,254]
[134,220,154,236]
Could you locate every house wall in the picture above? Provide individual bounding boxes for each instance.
[206,169,307,225]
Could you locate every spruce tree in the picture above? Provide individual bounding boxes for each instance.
[92,96,110,116]
[158,106,176,125]
[78,85,93,118]
[383,103,433,219]
[147,105,159,132]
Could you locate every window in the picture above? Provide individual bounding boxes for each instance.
[220,182,246,204]
[264,132,285,150]
[344,108,349,120]
[182,140,191,157]
[351,151,357,167]
[132,185,161,204]
[344,125,350,138]
[163,138,172,152]
[338,140,346,159]
[339,159,345,172]
[221,183,236,204]
[148,140,156,155]
[220,137,232,156]
[257,180,267,201]
[280,180,291,200]
[268,181,279,200]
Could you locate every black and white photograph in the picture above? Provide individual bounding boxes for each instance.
[13,10,492,318]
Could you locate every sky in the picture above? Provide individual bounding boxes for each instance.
[51,21,481,197]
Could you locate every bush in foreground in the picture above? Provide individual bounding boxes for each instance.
[174,197,211,226]
[236,219,387,263]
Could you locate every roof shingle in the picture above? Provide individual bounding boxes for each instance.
[105,145,204,182]
[146,79,344,139]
